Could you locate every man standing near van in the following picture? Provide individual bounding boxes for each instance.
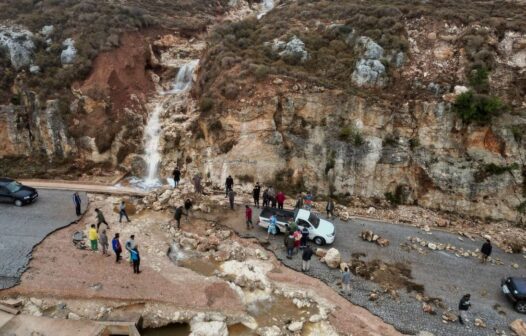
[73,192,82,216]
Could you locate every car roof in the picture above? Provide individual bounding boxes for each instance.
[0,178,15,186]
[510,277,526,293]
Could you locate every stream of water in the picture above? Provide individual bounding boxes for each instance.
[142,61,198,187]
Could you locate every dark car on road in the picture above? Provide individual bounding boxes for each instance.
[0,178,38,206]
[502,277,526,313]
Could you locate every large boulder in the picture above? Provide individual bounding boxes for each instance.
[61,38,77,65]
[351,59,387,88]
[268,36,309,64]
[354,36,384,60]
[190,321,228,336]
[510,319,526,336]
[0,25,35,69]
[320,248,341,268]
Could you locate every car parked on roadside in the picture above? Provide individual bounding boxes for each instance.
[258,207,335,245]
[0,178,38,206]
[502,277,526,313]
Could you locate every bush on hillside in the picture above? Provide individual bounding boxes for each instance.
[453,91,504,124]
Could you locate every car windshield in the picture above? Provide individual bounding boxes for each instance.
[308,213,320,228]
[6,181,22,193]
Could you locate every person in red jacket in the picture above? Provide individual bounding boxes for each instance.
[276,191,286,209]
[245,205,253,229]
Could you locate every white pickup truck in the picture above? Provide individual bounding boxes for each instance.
[257,207,335,245]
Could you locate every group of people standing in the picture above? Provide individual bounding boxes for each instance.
[75,193,140,274]
[251,182,287,209]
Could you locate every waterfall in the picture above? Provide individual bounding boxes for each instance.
[142,60,198,187]
[257,0,274,19]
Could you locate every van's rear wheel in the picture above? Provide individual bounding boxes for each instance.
[14,199,23,207]
[314,237,325,246]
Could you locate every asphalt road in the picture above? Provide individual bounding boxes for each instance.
[228,207,526,336]
[0,189,87,289]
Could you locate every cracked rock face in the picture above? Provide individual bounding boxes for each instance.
[351,59,387,87]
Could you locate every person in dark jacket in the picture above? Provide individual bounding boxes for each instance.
[458,294,471,325]
[119,200,131,223]
[193,174,202,194]
[174,206,185,228]
[300,226,309,248]
[326,198,335,219]
[73,192,82,216]
[295,194,303,209]
[112,233,122,263]
[95,208,109,230]
[268,186,276,207]
[262,188,270,207]
[184,198,193,222]
[131,247,141,274]
[228,189,236,210]
[225,175,234,197]
[285,231,295,259]
[173,167,181,187]
[480,239,492,263]
[253,182,261,208]
[302,245,313,271]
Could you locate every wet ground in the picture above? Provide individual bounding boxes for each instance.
[217,205,526,336]
[0,189,87,289]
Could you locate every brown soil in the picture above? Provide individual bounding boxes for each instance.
[71,32,155,154]
[2,198,244,315]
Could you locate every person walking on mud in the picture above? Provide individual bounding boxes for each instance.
[112,233,123,263]
[99,229,109,256]
[276,191,286,209]
[267,215,277,240]
[95,208,109,231]
[262,187,270,207]
[184,198,193,222]
[193,174,202,194]
[295,194,303,209]
[228,189,236,210]
[225,175,234,197]
[119,200,131,223]
[173,166,181,188]
[131,247,141,274]
[480,238,492,263]
[174,205,185,229]
[458,294,472,325]
[245,205,254,229]
[302,245,313,272]
[285,231,295,259]
[125,235,137,265]
[268,186,276,208]
[253,182,261,208]
[88,224,98,251]
[341,267,352,295]
[326,198,335,219]
[73,192,82,216]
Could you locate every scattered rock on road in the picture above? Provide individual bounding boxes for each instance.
[320,248,341,268]
[360,230,390,247]
[315,248,327,258]
[474,318,486,328]
[510,319,526,336]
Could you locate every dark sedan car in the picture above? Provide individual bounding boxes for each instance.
[0,178,38,206]
[502,277,526,313]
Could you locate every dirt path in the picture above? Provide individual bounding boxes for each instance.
[18,179,147,196]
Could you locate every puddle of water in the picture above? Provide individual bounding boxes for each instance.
[141,323,190,336]
[112,202,137,215]
[178,257,220,277]
[228,323,257,336]
[247,295,317,327]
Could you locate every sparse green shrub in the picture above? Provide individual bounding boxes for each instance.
[518,201,526,214]
[468,67,490,93]
[383,134,397,147]
[453,91,504,124]
[200,97,214,113]
[385,191,401,206]
[409,138,420,150]
[221,83,239,99]
[339,126,365,146]
[475,163,519,182]
[253,65,270,81]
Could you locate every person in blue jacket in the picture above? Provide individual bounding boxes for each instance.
[131,247,141,274]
